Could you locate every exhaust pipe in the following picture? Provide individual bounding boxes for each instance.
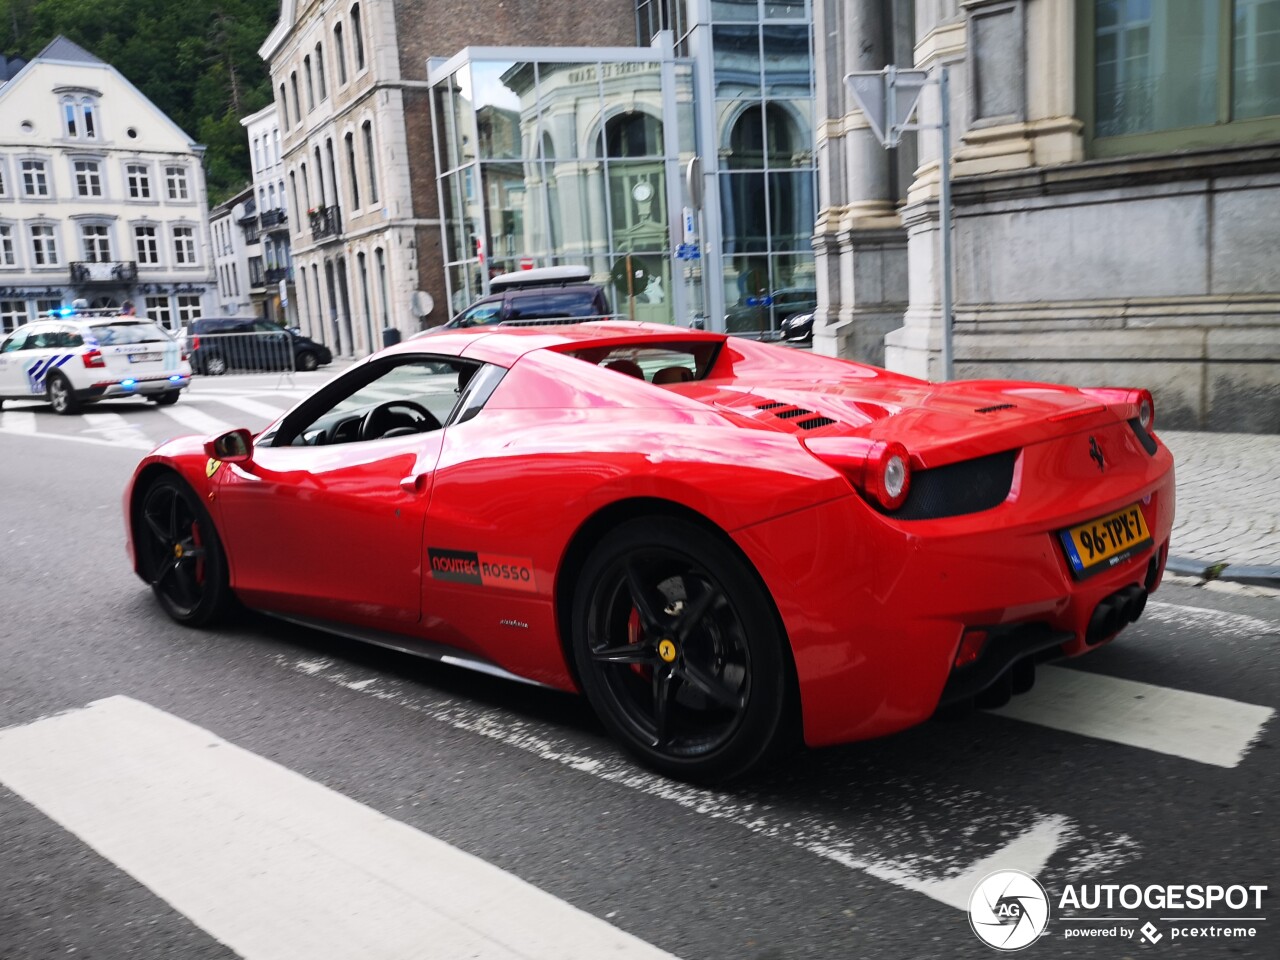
[1086,585,1147,644]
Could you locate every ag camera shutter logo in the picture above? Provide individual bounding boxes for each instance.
[969,870,1051,951]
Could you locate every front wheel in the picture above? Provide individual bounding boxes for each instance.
[137,475,231,626]
[571,517,792,783]
[46,372,79,415]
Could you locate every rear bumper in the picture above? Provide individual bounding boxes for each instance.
[83,374,189,400]
[734,430,1176,748]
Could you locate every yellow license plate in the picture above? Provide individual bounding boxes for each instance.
[1059,503,1153,579]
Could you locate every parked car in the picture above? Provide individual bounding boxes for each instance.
[780,310,815,343]
[183,318,333,375]
[125,320,1173,783]
[0,310,190,414]
[725,287,818,337]
[435,266,612,331]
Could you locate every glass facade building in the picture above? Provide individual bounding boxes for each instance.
[428,0,816,335]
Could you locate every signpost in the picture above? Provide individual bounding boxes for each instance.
[844,64,954,381]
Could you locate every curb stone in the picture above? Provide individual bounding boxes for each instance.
[1166,555,1280,589]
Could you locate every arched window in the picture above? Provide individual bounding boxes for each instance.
[351,4,366,71]
[333,23,348,85]
[598,111,664,158]
[362,121,379,204]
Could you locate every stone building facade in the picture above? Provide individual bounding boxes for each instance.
[814,0,1280,431]
[260,0,635,353]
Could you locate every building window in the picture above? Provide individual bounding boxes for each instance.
[0,159,7,197]
[134,224,159,265]
[35,298,61,318]
[345,132,361,208]
[83,101,96,138]
[62,97,98,139]
[362,121,379,203]
[146,296,173,330]
[173,226,197,265]
[304,55,316,111]
[166,166,190,200]
[280,82,290,128]
[21,159,49,197]
[30,224,59,265]
[1090,0,1280,149]
[334,23,348,85]
[81,224,111,262]
[0,224,14,266]
[126,163,151,199]
[291,71,301,123]
[63,99,77,137]
[316,42,328,99]
[176,295,202,324]
[351,4,366,71]
[1,300,28,332]
[74,159,103,197]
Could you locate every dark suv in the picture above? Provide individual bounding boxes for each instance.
[183,318,333,375]
[442,266,612,329]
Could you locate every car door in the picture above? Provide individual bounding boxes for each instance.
[9,326,69,398]
[213,356,466,627]
[0,328,31,396]
[250,319,293,371]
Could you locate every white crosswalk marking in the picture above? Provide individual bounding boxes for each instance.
[153,403,238,437]
[0,697,679,960]
[195,393,292,421]
[991,665,1274,767]
[0,409,36,433]
[80,412,154,450]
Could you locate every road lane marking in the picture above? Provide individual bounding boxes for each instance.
[192,394,292,421]
[1145,600,1278,637]
[0,410,37,433]
[991,665,1273,768]
[80,412,155,450]
[279,654,1140,912]
[153,404,237,437]
[0,696,679,960]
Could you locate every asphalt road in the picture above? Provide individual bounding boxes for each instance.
[0,385,1276,960]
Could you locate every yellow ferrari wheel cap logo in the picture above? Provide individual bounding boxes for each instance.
[173,543,184,558]
[206,458,222,478]
[658,639,677,663]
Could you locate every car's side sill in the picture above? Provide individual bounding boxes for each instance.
[261,610,554,689]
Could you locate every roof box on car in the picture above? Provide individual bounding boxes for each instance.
[489,265,592,292]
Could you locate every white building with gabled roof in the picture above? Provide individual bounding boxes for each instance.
[0,35,215,333]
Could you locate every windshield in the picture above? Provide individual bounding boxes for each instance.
[88,321,174,346]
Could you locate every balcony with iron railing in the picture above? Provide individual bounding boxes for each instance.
[309,205,341,241]
[265,266,292,283]
[70,261,138,284]
[260,208,288,229]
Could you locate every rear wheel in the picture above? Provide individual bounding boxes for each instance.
[296,349,319,372]
[205,355,228,376]
[571,517,791,783]
[137,475,230,626]
[46,372,79,415]
[151,390,180,406]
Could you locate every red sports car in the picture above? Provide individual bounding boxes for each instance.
[124,323,1174,782]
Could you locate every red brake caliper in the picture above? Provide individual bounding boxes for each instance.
[627,608,648,679]
[191,522,205,584]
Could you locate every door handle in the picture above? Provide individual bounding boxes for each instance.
[400,473,427,494]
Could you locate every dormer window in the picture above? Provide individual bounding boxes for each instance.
[61,95,99,140]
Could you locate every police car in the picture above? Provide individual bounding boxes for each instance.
[0,308,191,414]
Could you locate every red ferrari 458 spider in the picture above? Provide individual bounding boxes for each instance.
[124,322,1174,782]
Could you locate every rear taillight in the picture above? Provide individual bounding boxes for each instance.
[82,349,105,369]
[191,335,201,351]
[1081,386,1155,429]
[803,437,913,512]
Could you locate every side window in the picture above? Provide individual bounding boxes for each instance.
[1,329,28,353]
[509,289,599,321]
[275,358,488,446]
[458,301,502,327]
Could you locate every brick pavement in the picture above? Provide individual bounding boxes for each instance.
[1159,430,1280,570]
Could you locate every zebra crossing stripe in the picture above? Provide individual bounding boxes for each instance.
[0,696,680,960]
[193,394,293,421]
[80,412,155,450]
[0,410,37,433]
[152,404,239,437]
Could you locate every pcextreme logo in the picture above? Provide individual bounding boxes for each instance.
[968,874,1269,950]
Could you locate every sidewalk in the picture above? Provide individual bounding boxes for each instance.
[1159,430,1280,586]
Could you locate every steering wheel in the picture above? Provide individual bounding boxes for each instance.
[358,400,441,441]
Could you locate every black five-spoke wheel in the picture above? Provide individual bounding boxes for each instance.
[573,517,791,782]
[138,475,230,626]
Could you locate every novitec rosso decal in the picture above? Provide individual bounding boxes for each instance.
[428,548,537,593]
